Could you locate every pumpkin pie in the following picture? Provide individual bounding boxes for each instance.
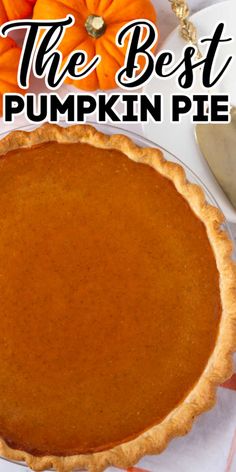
[0,124,235,472]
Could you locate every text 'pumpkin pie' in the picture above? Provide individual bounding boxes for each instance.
[0,124,235,472]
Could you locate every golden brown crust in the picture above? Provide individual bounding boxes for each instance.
[0,123,235,472]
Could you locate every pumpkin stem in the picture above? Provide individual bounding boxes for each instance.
[85,14,106,39]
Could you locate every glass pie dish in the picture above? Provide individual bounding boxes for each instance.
[0,122,234,472]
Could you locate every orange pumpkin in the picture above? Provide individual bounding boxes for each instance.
[33,0,157,90]
[0,36,23,115]
[0,0,36,24]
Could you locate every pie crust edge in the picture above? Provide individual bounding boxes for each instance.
[0,123,235,472]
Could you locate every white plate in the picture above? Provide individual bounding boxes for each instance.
[143,0,236,222]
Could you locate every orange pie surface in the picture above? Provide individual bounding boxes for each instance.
[0,141,221,456]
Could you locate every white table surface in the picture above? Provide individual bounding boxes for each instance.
[0,1,235,471]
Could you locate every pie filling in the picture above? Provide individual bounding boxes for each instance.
[0,141,221,456]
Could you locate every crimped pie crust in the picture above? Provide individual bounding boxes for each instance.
[0,123,235,472]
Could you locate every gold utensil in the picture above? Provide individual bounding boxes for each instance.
[169,0,201,58]
[169,0,236,210]
[195,109,236,209]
